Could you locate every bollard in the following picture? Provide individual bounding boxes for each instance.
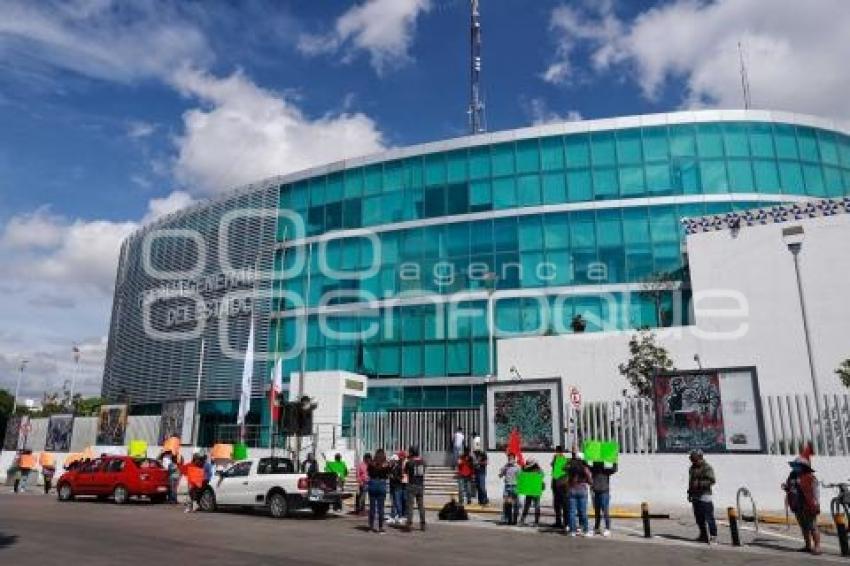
[835,513,850,556]
[727,506,741,546]
[641,502,651,538]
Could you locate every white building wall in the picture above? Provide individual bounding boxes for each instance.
[498,213,850,401]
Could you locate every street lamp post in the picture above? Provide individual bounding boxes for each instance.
[482,272,499,378]
[782,225,825,452]
[12,359,28,415]
[70,345,80,412]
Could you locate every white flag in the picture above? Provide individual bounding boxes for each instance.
[272,356,283,396]
[237,318,255,425]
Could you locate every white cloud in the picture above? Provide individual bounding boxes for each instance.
[1,206,67,250]
[297,0,431,74]
[0,0,212,83]
[126,120,156,139]
[142,190,195,224]
[522,96,583,126]
[544,0,850,122]
[171,69,385,195]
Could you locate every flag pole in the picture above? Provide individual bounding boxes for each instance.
[192,337,205,447]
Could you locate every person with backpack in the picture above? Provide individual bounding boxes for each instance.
[404,446,427,531]
[687,450,717,544]
[591,461,617,536]
[456,448,474,505]
[782,455,821,555]
[519,458,545,527]
[566,451,592,536]
[473,448,489,506]
[499,453,521,525]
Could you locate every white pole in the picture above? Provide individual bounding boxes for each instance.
[12,360,27,414]
[192,338,205,446]
[70,346,80,410]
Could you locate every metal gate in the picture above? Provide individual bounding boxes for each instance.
[352,409,481,466]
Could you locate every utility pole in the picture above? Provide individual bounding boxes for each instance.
[468,0,486,134]
[12,359,28,414]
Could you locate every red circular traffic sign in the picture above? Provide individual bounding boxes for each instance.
[569,386,582,409]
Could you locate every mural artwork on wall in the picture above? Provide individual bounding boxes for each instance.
[486,379,564,452]
[159,400,194,445]
[95,404,127,446]
[45,414,74,452]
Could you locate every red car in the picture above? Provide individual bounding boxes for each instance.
[57,456,169,504]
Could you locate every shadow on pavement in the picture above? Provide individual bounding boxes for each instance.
[656,533,711,546]
[0,533,18,548]
[748,540,808,554]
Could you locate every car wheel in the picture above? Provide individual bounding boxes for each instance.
[199,488,217,512]
[113,485,129,505]
[268,492,288,519]
[311,503,330,519]
[57,483,74,502]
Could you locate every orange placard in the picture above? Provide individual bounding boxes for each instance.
[210,443,232,461]
[39,452,55,467]
[64,453,82,466]
[162,436,181,456]
[19,454,35,469]
[81,446,95,460]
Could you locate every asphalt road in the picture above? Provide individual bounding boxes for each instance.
[0,492,843,565]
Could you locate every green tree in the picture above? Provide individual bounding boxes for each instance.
[0,388,13,416]
[618,329,675,398]
[837,359,850,389]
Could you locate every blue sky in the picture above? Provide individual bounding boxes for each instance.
[0,0,848,399]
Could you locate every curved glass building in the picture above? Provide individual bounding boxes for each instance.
[102,110,850,431]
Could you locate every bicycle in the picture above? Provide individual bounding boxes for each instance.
[821,481,850,524]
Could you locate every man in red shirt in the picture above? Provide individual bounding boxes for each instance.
[456,448,474,505]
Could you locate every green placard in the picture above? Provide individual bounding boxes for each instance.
[516,471,544,497]
[551,454,570,480]
[583,441,602,463]
[232,443,248,461]
[601,441,619,464]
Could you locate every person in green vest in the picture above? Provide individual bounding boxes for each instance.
[325,453,349,511]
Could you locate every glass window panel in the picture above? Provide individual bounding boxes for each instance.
[363,165,383,196]
[565,134,590,168]
[520,298,543,333]
[645,163,673,194]
[540,136,565,171]
[492,177,517,209]
[696,123,724,158]
[469,180,492,211]
[468,146,491,179]
[596,209,623,247]
[402,386,422,406]
[591,132,616,167]
[619,166,645,196]
[472,340,489,376]
[669,125,696,157]
[575,297,603,332]
[445,222,469,257]
[749,123,775,158]
[516,140,540,173]
[517,174,542,206]
[491,143,515,176]
[723,123,750,157]
[593,168,618,200]
[342,198,361,229]
[326,173,343,202]
[423,185,446,217]
[773,124,799,160]
[567,170,592,201]
[291,182,309,208]
[383,191,404,222]
[546,249,571,286]
[839,135,850,167]
[727,160,754,191]
[541,172,567,204]
[447,150,468,182]
[447,342,471,375]
[383,161,404,192]
[518,216,544,251]
[446,183,469,214]
[493,217,518,251]
[616,129,642,164]
[642,127,669,162]
[699,160,729,194]
[421,386,446,407]
[797,128,820,162]
[653,242,681,273]
[779,161,805,194]
[403,186,423,220]
[753,160,780,191]
[495,298,522,334]
[309,177,326,206]
[623,207,650,245]
[671,158,699,195]
[818,131,840,166]
[495,252,520,289]
[469,220,492,254]
[379,345,400,376]
[424,154,447,186]
[649,206,678,243]
[803,165,826,196]
[424,344,446,377]
[446,384,471,406]
[325,201,342,230]
[824,166,844,197]
[544,213,569,248]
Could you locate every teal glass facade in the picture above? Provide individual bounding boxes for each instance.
[269,119,850,410]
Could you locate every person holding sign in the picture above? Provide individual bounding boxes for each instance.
[499,453,521,525]
[517,459,545,527]
[566,450,592,536]
[550,446,568,529]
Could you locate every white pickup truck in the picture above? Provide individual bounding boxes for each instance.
[198,457,345,518]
